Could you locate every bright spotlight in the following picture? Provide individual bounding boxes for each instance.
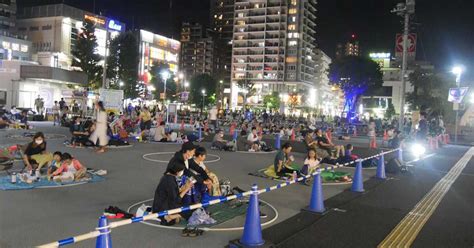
[411,143,426,158]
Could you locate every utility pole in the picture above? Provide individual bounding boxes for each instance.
[102,30,109,89]
[392,0,415,130]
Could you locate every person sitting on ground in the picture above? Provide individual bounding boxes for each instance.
[49,153,86,182]
[166,142,212,205]
[247,127,261,152]
[0,110,12,129]
[300,148,321,176]
[389,130,403,149]
[70,116,91,146]
[19,109,29,128]
[274,142,300,179]
[47,151,62,179]
[192,147,221,197]
[154,121,169,142]
[212,130,233,151]
[336,144,359,165]
[22,132,53,173]
[315,129,344,158]
[305,130,317,149]
[152,160,194,226]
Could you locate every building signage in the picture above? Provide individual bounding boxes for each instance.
[448,87,469,103]
[107,19,124,32]
[395,33,417,59]
[84,14,106,25]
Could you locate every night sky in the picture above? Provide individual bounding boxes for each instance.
[19,0,474,81]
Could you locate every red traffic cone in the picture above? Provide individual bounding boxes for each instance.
[291,129,296,141]
[383,130,388,141]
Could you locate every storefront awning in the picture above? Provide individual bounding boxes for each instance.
[20,65,88,85]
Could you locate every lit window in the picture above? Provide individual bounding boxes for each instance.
[288,24,296,30]
[289,8,297,14]
[20,45,28,53]
[238,13,244,17]
[288,32,299,38]
[219,15,223,20]
[286,57,297,63]
[12,43,19,51]
[288,41,297,46]
[2,41,10,49]
[291,17,296,22]
[291,0,297,5]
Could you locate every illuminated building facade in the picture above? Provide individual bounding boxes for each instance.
[138,29,180,86]
[229,0,318,109]
[0,0,31,61]
[16,4,124,69]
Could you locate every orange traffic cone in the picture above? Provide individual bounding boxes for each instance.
[230,123,235,136]
[291,129,296,141]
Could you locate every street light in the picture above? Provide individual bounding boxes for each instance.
[201,89,207,114]
[160,70,170,101]
[452,65,464,144]
[184,81,189,89]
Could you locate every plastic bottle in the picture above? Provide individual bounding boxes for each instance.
[11,173,17,184]
[292,171,297,181]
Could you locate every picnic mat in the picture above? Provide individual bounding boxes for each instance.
[139,200,251,227]
[248,164,352,184]
[0,173,105,190]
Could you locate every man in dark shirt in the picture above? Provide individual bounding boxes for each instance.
[315,129,344,158]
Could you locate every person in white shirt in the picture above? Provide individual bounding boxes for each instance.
[301,149,321,176]
[89,101,109,153]
[52,101,60,126]
[154,121,169,142]
[247,127,260,152]
[208,106,218,130]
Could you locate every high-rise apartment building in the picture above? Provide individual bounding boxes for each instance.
[210,0,234,85]
[0,0,31,61]
[180,22,215,80]
[335,35,360,59]
[229,0,318,108]
[0,0,16,36]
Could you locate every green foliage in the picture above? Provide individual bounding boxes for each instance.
[237,79,256,109]
[72,20,103,89]
[106,31,139,98]
[189,74,217,106]
[385,102,396,119]
[406,67,455,119]
[149,63,177,102]
[263,92,280,109]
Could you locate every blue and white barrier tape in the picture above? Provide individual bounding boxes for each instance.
[39,149,399,247]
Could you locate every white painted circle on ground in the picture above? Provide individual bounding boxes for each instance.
[127,198,278,231]
[142,152,221,163]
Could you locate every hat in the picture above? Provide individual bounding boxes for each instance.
[181,142,198,152]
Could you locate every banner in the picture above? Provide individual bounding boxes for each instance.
[448,87,469,103]
[99,89,124,111]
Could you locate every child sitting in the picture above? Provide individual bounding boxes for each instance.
[49,153,87,183]
[47,151,62,179]
[300,148,321,176]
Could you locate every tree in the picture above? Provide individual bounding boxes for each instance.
[72,20,103,89]
[106,31,139,98]
[189,74,217,107]
[237,79,256,110]
[386,102,396,119]
[328,56,383,121]
[149,63,177,102]
[263,92,280,110]
[406,67,455,120]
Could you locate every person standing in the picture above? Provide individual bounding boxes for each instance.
[209,106,218,130]
[34,95,44,115]
[59,98,66,111]
[52,101,60,126]
[89,101,109,153]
